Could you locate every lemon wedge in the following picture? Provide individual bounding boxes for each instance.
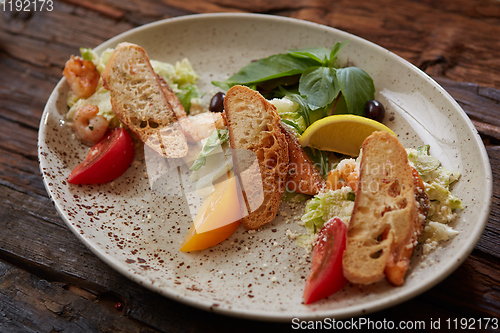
[298,115,395,156]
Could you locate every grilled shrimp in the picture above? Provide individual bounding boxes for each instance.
[326,159,359,193]
[72,105,109,146]
[179,112,226,143]
[63,56,100,99]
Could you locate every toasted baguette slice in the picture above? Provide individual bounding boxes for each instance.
[102,42,187,158]
[281,124,325,195]
[383,167,430,285]
[342,131,427,285]
[224,85,289,230]
[157,75,187,119]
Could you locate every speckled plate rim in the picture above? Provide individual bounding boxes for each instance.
[38,13,493,322]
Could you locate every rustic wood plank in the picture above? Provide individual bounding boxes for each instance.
[0,259,297,333]
[0,153,46,200]
[0,182,129,288]
[434,76,500,130]
[0,119,38,163]
[0,57,55,128]
[480,145,500,257]
[367,253,500,329]
[472,120,500,143]
[434,251,500,318]
[0,259,159,332]
[59,0,125,20]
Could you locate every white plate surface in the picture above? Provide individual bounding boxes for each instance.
[38,13,492,321]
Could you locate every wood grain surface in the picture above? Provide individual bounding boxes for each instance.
[1,0,499,332]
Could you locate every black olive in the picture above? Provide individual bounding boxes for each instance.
[209,92,225,113]
[364,100,386,122]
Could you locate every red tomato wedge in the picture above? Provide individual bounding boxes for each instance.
[303,217,348,304]
[68,127,135,184]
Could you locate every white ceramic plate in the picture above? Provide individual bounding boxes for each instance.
[38,13,492,321]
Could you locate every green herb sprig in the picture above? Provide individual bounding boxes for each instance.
[212,41,375,127]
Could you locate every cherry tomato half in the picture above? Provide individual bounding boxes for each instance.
[68,127,135,184]
[303,217,348,304]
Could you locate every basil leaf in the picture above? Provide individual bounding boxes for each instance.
[331,93,349,115]
[288,47,331,65]
[190,129,229,171]
[271,85,300,99]
[335,67,375,116]
[256,75,300,99]
[310,107,331,125]
[212,54,317,90]
[328,41,349,67]
[299,66,340,110]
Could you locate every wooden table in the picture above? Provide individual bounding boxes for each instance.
[1,0,499,331]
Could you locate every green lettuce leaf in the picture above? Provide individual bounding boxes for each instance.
[190,129,229,171]
[176,84,200,113]
[300,189,355,234]
[407,145,463,224]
